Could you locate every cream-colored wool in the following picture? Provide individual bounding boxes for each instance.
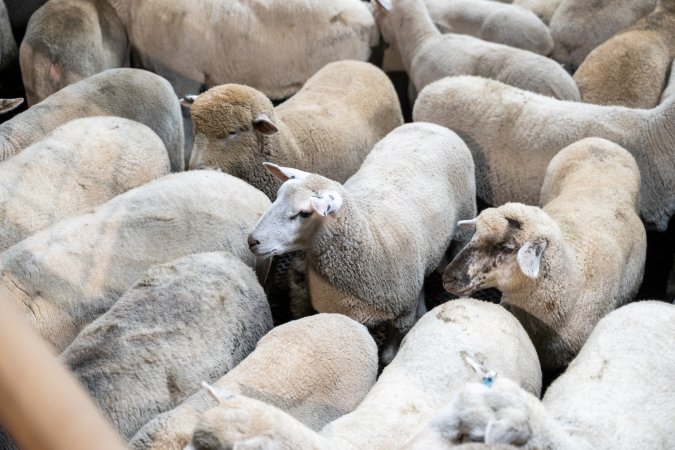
[19,0,127,105]
[431,301,675,449]
[573,0,675,109]
[443,139,646,370]
[187,60,403,200]
[106,0,377,100]
[0,117,170,252]
[0,171,270,352]
[184,299,541,450]
[549,0,657,70]
[513,0,562,24]
[0,68,184,171]
[371,0,579,100]
[130,314,378,450]
[413,75,675,231]
[60,252,273,440]
[0,0,16,70]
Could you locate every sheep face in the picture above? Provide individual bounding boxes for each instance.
[248,163,343,257]
[443,205,549,296]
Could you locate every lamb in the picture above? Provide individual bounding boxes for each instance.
[443,138,646,370]
[0,170,270,352]
[184,299,542,450]
[572,0,675,109]
[59,251,273,440]
[371,0,579,101]
[549,0,657,70]
[105,0,377,100]
[428,300,675,449]
[185,60,403,200]
[412,75,675,231]
[130,313,378,450]
[512,0,562,24]
[0,0,16,70]
[0,68,184,171]
[0,116,170,252]
[248,123,476,362]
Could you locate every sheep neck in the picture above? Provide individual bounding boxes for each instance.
[388,0,438,73]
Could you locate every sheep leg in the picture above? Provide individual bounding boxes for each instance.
[381,290,425,365]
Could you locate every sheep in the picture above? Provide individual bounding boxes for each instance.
[59,251,273,440]
[0,0,16,70]
[0,68,184,171]
[412,75,675,231]
[0,170,270,352]
[0,116,170,252]
[512,0,562,24]
[549,0,657,70]
[19,0,128,106]
[130,313,378,450]
[443,138,646,370]
[371,0,579,101]
[423,0,554,55]
[428,300,675,449]
[105,0,377,101]
[184,299,542,450]
[572,0,675,109]
[248,123,476,362]
[185,60,403,200]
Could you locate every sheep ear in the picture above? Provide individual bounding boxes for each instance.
[0,98,23,114]
[374,0,393,12]
[457,218,477,233]
[201,381,235,404]
[253,114,279,135]
[310,192,342,217]
[179,94,198,108]
[486,418,531,445]
[263,162,310,182]
[516,239,546,279]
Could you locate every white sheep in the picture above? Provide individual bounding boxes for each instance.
[184,60,403,200]
[105,0,377,100]
[443,138,646,370]
[0,170,270,352]
[130,313,378,450]
[371,0,579,101]
[19,0,128,105]
[0,116,170,252]
[59,251,273,440]
[183,299,542,450]
[429,300,675,449]
[549,0,657,70]
[572,0,675,109]
[0,68,184,172]
[0,0,17,70]
[512,0,562,24]
[413,75,675,231]
[248,123,476,362]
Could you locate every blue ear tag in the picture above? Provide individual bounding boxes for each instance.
[482,375,494,388]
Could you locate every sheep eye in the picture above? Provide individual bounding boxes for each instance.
[299,210,312,218]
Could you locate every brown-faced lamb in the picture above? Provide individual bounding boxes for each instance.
[413,75,675,231]
[443,138,646,369]
[371,0,579,100]
[429,300,675,449]
[573,0,675,109]
[130,313,378,450]
[0,170,270,352]
[248,123,476,362]
[183,299,541,450]
[0,68,184,171]
[0,116,170,252]
[59,251,273,440]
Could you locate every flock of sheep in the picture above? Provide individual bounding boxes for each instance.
[0,0,674,449]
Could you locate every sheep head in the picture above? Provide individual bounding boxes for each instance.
[248,163,344,257]
[443,204,551,296]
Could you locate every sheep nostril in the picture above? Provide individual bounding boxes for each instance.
[247,235,260,249]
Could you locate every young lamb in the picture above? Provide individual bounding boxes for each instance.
[0,68,184,171]
[185,60,403,200]
[105,0,377,101]
[247,123,476,362]
[19,0,128,105]
[130,313,378,450]
[0,116,170,252]
[428,300,675,449]
[413,75,675,231]
[59,251,273,440]
[184,299,542,450]
[512,0,562,24]
[0,170,270,352]
[549,0,657,70]
[443,138,646,370]
[573,0,675,109]
[371,0,579,101]
[0,0,16,70]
